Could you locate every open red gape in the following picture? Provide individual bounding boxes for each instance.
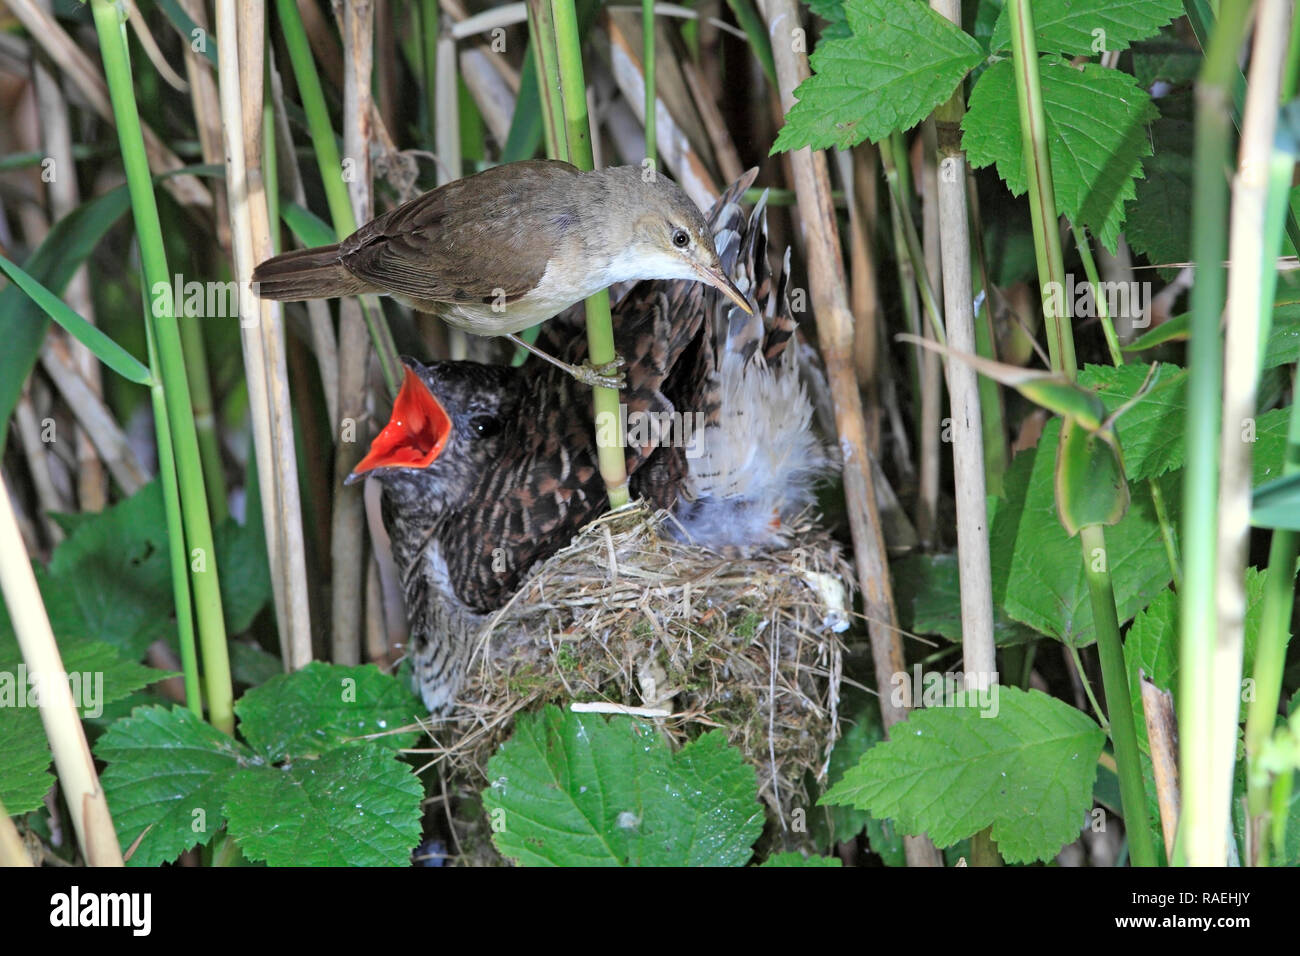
[350,365,451,478]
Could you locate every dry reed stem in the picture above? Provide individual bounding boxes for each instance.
[0,477,123,865]
[4,0,211,210]
[32,0,107,513]
[1139,675,1180,863]
[759,0,941,866]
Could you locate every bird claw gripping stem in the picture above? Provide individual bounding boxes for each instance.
[575,356,627,390]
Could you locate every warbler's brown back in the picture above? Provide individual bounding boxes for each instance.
[251,159,584,308]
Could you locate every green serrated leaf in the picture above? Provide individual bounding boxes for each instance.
[0,707,55,815]
[820,686,1104,863]
[760,850,843,866]
[805,0,850,38]
[46,480,174,660]
[1082,363,1292,485]
[59,642,173,716]
[991,418,1177,644]
[772,0,983,152]
[483,707,764,867]
[1082,362,1188,483]
[988,0,1182,55]
[1055,417,1130,534]
[0,624,172,717]
[964,58,1157,251]
[234,661,421,758]
[96,705,250,867]
[222,746,423,866]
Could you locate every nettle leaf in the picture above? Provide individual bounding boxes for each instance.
[47,481,174,660]
[0,707,54,815]
[235,661,422,759]
[95,706,250,867]
[821,686,1104,863]
[964,58,1157,252]
[805,0,850,39]
[222,746,423,867]
[0,616,172,718]
[1081,363,1187,482]
[990,418,1177,644]
[0,614,171,816]
[1081,363,1292,485]
[772,0,983,152]
[988,0,1182,56]
[482,707,764,867]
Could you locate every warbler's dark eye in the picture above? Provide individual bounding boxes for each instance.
[672,228,690,248]
[470,415,501,438]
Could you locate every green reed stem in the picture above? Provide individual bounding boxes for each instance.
[91,0,232,733]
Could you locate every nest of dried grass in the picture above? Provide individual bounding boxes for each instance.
[418,501,851,835]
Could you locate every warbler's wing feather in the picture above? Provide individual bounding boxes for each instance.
[338,160,581,304]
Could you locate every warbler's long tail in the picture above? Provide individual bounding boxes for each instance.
[251,244,372,300]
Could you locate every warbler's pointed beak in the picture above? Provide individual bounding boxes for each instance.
[698,264,753,314]
[345,363,451,485]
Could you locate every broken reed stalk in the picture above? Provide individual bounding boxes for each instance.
[758,0,940,867]
[0,475,122,865]
[1139,677,1180,863]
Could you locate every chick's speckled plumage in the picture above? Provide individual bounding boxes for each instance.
[366,172,832,713]
[368,176,751,712]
